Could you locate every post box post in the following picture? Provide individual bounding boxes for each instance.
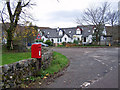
[31,44,42,69]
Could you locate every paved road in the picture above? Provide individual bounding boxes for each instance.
[42,48,118,88]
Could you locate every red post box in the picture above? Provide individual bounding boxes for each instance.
[31,44,41,58]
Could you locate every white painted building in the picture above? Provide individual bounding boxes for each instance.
[40,26,107,45]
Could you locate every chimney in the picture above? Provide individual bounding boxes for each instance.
[57,27,59,32]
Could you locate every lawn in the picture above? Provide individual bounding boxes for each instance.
[1,51,69,75]
[20,51,69,87]
[2,52,31,65]
[57,44,108,48]
[44,51,69,74]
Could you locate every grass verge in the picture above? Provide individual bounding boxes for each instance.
[44,51,69,74]
[21,51,69,88]
[2,52,31,65]
[38,51,69,79]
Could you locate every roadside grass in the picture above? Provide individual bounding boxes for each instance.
[21,51,69,87]
[44,51,69,75]
[38,51,69,79]
[57,44,107,48]
[2,50,69,75]
[73,45,106,47]
[2,52,31,65]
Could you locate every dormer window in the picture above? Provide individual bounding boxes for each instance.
[48,32,49,35]
[88,30,90,32]
[69,31,71,33]
[76,28,81,34]
[59,30,63,36]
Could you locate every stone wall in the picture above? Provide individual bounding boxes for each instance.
[0,48,53,89]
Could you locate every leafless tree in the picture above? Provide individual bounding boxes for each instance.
[107,10,118,36]
[0,0,35,50]
[76,2,110,44]
[108,11,118,26]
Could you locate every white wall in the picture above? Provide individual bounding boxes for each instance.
[49,38,58,43]
[73,35,82,41]
[87,35,92,43]
[62,34,71,43]
[82,35,92,44]
[41,36,48,42]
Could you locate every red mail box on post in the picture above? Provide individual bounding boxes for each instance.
[31,44,41,58]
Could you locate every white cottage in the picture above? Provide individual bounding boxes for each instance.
[40,26,106,45]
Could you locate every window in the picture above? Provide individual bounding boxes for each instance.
[60,38,62,42]
[69,31,71,33]
[84,37,86,42]
[59,30,63,36]
[57,38,59,42]
[78,38,80,41]
[76,28,81,34]
[65,38,67,41]
[51,39,54,43]
[88,30,90,32]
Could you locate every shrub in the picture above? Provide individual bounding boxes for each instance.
[45,40,53,46]
[36,39,43,43]
[73,40,79,44]
[12,39,28,52]
[67,42,72,44]
[62,42,66,46]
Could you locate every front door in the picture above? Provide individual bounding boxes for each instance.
[84,37,86,42]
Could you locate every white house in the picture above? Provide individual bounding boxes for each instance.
[40,26,107,45]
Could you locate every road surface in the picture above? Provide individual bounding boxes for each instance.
[41,47,118,88]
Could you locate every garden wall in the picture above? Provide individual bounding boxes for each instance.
[0,48,53,89]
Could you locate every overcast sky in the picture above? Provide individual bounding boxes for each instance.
[0,0,119,28]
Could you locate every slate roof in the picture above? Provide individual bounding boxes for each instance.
[41,26,94,38]
[80,26,94,37]
[41,29,64,38]
[62,27,77,38]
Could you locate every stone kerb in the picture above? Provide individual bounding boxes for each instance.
[1,48,53,89]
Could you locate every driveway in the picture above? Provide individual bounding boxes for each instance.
[42,47,118,88]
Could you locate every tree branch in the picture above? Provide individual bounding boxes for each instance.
[22,0,31,7]
[6,1,13,23]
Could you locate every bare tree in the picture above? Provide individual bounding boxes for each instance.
[0,0,35,50]
[108,11,118,27]
[76,2,110,45]
[107,10,118,37]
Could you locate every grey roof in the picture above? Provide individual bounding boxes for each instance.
[79,26,94,37]
[41,26,94,38]
[41,29,64,38]
[62,27,77,38]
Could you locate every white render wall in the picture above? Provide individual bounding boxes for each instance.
[87,35,92,43]
[82,35,92,44]
[62,34,71,43]
[73,35,82,41]
[42,34,92,44]
[50,38,58,43]
[41,36,48,42]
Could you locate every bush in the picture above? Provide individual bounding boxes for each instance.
[45,40,53,46]
[73,40,79,44]
[67,42,72,44]
[36,39,43,43]
[13,39,28,52]
[62,42,66,46]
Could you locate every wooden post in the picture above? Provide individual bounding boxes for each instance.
[37,58,41,69]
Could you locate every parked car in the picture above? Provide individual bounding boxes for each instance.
[32,42,48,47]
